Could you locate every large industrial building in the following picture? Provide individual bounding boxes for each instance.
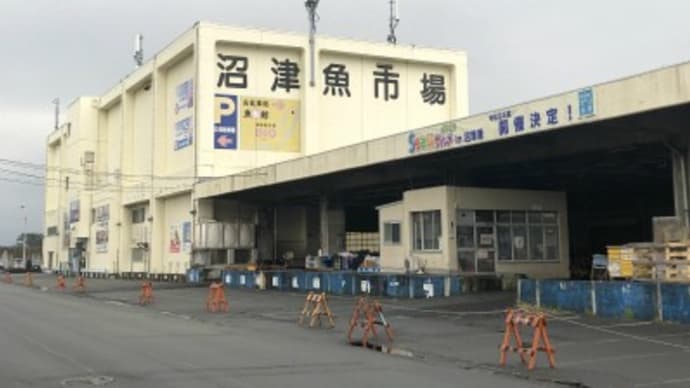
[42,22,468,275]
[44,21,690,280]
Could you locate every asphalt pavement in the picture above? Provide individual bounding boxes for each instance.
[3,273,690,387]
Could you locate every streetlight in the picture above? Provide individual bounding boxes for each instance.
[20,205,27,269]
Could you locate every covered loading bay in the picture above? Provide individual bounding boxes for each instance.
[208,101,690,278]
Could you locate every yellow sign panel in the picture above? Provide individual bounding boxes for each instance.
[239,97,300,152]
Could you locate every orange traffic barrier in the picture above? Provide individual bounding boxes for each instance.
[24,272,33,287]
[206,282,229,313]
[139,281,154,305]
[56,274,66,290]
[499,309,556,370]
[347,296,394,349]
[298,292,335,328]
[73,275,86,293]
[2,272,12,284]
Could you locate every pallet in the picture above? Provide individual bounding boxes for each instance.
[664,243,690,262]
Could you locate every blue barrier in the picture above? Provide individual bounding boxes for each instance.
[540,280,592,314]
[385,275,411,298]
[304,272,324,292]
[199,270,486,298]
[327,272,355,295]
[411,276,444,298]
[661,284,690,324]
[449,276,462,296]
[519,279,537,305]
[186,268,200,283]
[595,282,656,320]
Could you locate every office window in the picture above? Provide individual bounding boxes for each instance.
[412,210,441,251]
[383,222,401,244]
[459,209,559,262]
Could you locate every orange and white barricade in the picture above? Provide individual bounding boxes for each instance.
[499,309,556,370]
[139,281,154,305]
[73,275,86,293]
[24,272,33,287]
[298,292,336,328]
[56,274,66,290]
[206,282,229,313]
[347,296,394,349]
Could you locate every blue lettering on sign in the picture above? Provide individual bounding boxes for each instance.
[578,88,595,117]
[546,108,558,125]
[513,115,525,133]
[489,110,511,122]
[530,112,541,129]
[498,119,509,136]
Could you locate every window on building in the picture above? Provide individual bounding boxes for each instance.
[65,176,69,192]
[411,210,441,251]
[131,207,146,224]
[456,210,559,267]
[383,222,401,244]
[46,226,59,236]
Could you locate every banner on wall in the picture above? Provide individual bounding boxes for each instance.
[213,94,238,149]
[239,96,300,152]
[174,117,194,150]
[95,222,108,253]
[175,79,194,113]
[169,225,181,253]
[182,222,192,253]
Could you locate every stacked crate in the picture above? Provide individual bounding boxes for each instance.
[656,243,690,281]
[606,246,634,278]
[629,243,662,280]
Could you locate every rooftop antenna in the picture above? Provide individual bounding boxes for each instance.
[305,0,320,87]
[387,0,400,44]
[133,33,144,68]
[51,98,60,130]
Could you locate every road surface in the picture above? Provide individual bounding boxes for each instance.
[0,281,544,388]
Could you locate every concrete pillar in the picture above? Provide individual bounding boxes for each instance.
[318,196,345,256]
[670,145,690,227]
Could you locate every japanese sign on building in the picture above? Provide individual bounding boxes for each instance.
[214,43,457,152]
[407,88,597,155]
[213,94,300,152]
[174,117,194,150]
[175,79,194,113]
[95,222,108,253]
[239,97,300,152]
[169,224,181,253]
[213,94,238,150]
[173,78,194,152]
[182,222,192,253]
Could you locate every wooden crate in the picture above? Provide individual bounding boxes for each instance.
[665,243,690,262]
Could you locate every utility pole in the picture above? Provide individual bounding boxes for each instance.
[52,98,60,130]
[387,0,400,44]
[305,0,320,87]
[20,205,27,268]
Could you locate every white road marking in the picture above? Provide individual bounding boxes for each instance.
[635,376,690,387]
[548,314,690,351]
[559,351,673,366]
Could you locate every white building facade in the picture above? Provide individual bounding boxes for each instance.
[43,22,469,275]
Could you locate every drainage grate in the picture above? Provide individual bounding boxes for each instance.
[60,376,115,387]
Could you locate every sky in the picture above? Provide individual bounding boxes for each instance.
[0,0,689,245]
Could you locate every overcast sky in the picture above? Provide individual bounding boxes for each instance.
[0,0,689,245]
